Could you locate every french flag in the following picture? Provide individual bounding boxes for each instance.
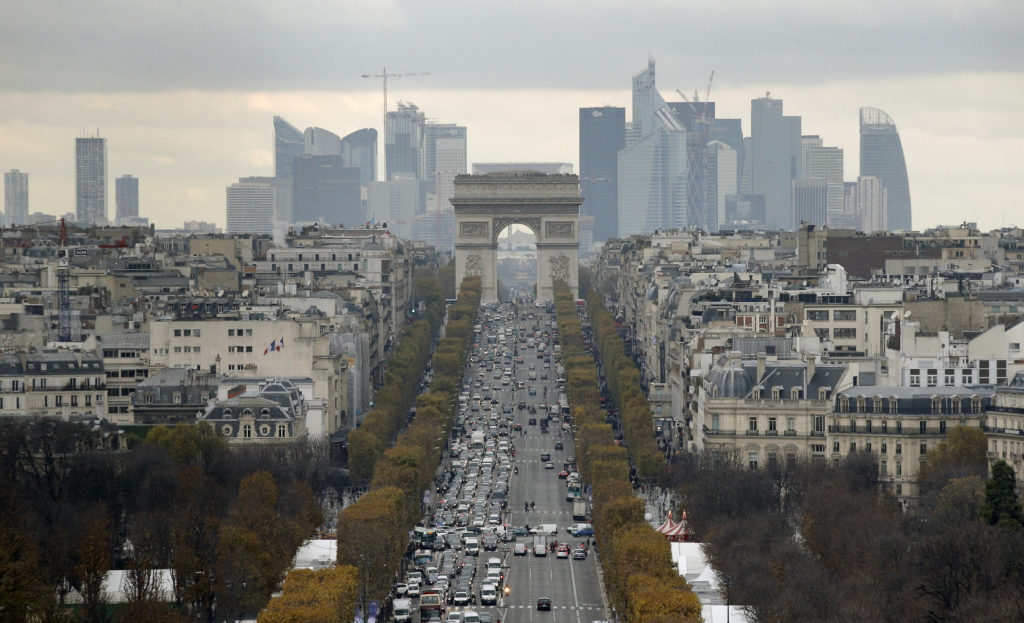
[264,339,276,355]
[276,337,284,351]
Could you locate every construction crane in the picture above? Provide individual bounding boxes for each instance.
[676,71,715,232]
[360,67,429,176]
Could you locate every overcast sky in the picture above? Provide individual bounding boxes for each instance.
[1,0,1022,230]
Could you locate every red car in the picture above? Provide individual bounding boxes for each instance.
[557,470,568,479]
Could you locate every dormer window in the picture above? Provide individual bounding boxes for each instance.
[819,387,829,401]
[772,387,781,400]
[242,408,254,417]
[261,408,272,418]
[791,387,801,400]
[840,396,850,412]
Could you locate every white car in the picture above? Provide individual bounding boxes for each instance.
[463,612,481,623]
[480,585,498,605]
[407,582,420,598]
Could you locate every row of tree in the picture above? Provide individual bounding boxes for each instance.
[0,419,326,623]
[345,270,447,483]
[553,283,701,623]
[259,275,481,622]
[665,426,1024,621]
[586,291,663,480]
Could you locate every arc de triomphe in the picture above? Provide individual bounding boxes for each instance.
[452,171,582,305]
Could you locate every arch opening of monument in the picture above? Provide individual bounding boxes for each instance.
[452,171,582,305]
[496,223,537,302]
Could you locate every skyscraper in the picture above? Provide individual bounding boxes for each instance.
[4,169,28,226]
[751,95,801,230]
[292,155,362,226]
[115,174,139,224]
[856,175,888,233]
[386,102,425,181]
[617,109,688,237]
[630,56,668,145]
[799,137,844,226]
[860,107,911,231]
[341,128,378,189]
[580,107,625,243]
[706,140,737,233]
[423,123,467,211]
[793,178,828,227]
[273,116,305,179]
[304,127,342,155]
[76,136,107,225]
[226,180,277,235]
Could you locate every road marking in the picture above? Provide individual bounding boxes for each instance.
[568,541,582,623]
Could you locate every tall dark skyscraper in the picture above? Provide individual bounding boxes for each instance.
[386,103,425,181]
[579,107,625,243]
[860,107,911,231]
[292,155,362,226]
[273,116,305,179]
[115,174,139,223]
[76,136,107,225]
[341,128,378,189]
[4,169,28,226]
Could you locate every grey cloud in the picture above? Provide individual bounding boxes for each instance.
[3,1,1023,93]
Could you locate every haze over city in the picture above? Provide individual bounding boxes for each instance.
[1,0,1022,230]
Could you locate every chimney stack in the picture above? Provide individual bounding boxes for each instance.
[756,353,766,383]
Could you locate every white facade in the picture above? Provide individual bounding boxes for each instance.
[801,140,844,224]
[226,181,276,235]
[857,175,888,234]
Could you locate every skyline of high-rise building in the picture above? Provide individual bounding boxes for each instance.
[799,136,844,227]
[75,136,107,225]
[706,140,737,233]
[304,127,342,156]
[860,107,911,231]
[4,169,29,226]
[793,177,828,227]
[226,179,277,235]
[115,174,139,224]
[292,154,362,227]
[273,116,305,179]
[341,128,378,189]
[579,106,625,244]
[423,123,467,212]
[856,174,888,233]
[751,95,801,230]
[617,109,688,237]
[386,102,425,181]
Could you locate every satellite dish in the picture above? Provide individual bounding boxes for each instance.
[216,289,224,297]
[904,310,911,318]
[241,289,250,297]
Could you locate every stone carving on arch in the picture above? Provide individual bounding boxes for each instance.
[549,253,570,284]
[465,254,483,277]
[492,217,542,243]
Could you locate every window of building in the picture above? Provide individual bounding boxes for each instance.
[945,369,955,385]
[243,424,252,439]
[896,442,902,455]
[920,420,928,433]
[939,421,947,434]
[834,328,857,339]
[850,441,857,452]
[850,419,857,433]
[971,396,982,413]
[807,310,829,321]
[246,346,253,353]
[145,393,153,404]
[866,441,872,453]
[183,329,191,337]
[55,395,62,406]
[866,420,873,433]
[174,329,181,337]
[710,414,719,432]
[873,398,882,414]
[194,347,200,353]
[909,369,920,386]
[926,369,938,387]
[748,452,758,469]
[814,414,825,433]
[920,442,927,455]
[833,441,840,452]
[173,392,181,404]
[787,417,796,433]
[748,417,758,432]
[768,417,777,432]
[183,346,191,353]
[174,346,182,353]
[896,484,902,496]
[896,420,902,434]
[834,310,856,321]
[961,370,972,385]
[194,329,201,337]
[896,462,902,476]
[277,424,287,438]
[811,444,825,454]
[815,327,830,340]
[246,329,253,336]
[880,460,887,476]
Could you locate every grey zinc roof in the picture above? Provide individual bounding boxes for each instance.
[707,355,845,399]
[97,332,150,350]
